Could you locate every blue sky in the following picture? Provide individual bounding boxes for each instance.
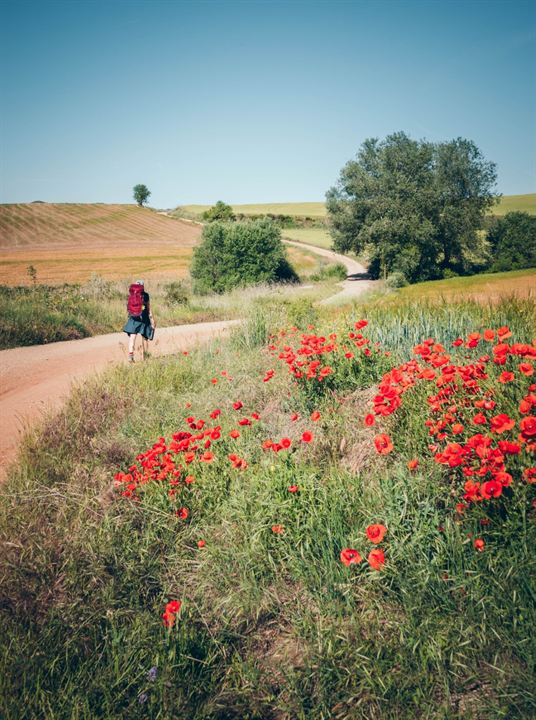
[1,0,534,207]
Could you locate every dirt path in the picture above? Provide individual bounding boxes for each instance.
[0,240,373,480]
[0,320,240,480]
[282,239,374,303]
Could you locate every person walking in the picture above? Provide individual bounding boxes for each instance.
[123,279,155,362]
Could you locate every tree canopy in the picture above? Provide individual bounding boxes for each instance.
[133,184,151,207]
[326,132,498,282]
[190,219,297,294]
[487,212,536,272]
[202,201,235,222]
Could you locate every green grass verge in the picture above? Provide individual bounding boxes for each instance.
[0,297,534,718]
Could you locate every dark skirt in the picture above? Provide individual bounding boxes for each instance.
[123,316,154,340]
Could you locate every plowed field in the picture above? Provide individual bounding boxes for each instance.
[0,203,202,285]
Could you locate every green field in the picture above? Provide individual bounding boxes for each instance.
[2,294,534,718]
[282,227,333,249]
[174,194,536,220]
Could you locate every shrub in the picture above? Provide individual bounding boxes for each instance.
[164,281,189,306]
[310,262,347,282]
[488,211,536,272]
[202,200,235,223]
[190,219,299,294]
[385,271,408,288]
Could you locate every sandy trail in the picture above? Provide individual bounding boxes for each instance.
[0,240,373,480]
[282,239,373,303]
[0,320,240,480]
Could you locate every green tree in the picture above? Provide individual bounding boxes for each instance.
[190,219,298,294]
[133,184,151,207]
[326,132,498,282]
[487,212,536,271]
[202,200,236,222]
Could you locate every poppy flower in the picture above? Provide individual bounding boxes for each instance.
[271,525,284,534]
[519,363,534,376]
[374,434,394,454]
[407,459,419,471]
[175,507,189,519]
[481,479,503,499]
[197,540,206,548]
[520,416,536,437]
[288,485,299,493]
[311,411,321,422]
[291,412,300,422]
[366,524,387,544]
[498,371,515,383]
[281,437,292,449]
[365,414,375,426]
[233,401,243,410]
[340,548,362,566]
[301,431,314,443]
[368,548,385,570]
[229,429,240,439]
[474,538,485,552]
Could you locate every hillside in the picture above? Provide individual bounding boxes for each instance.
[0,203,202,285]
[175,193,536,219]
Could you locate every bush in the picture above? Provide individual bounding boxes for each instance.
[164,281,189,306]
[202,201,235,223]
[385,271,408,288]
[488,212,536,272]
[190,219,299,294]
[310,262,347,282]
[442,268,459,279]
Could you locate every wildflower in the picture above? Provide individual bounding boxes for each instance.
[407,459,419,471]
[288,485,299,493]
[271,525,284,534]
[147,666,158,682]
[498,371,515,383]
[474,538,485,552]
[368,548,385,570]
[340,548,362,566]
[229,429,240,439]
[364,414,375,426]
[301,431,314,443]
[281,437,292,449]
[197,539,206,548]
[291,412,300,422]
[233,401,243,410]
[374,434,394,454]
[366,524,387,544]
[481,479,503,499]
[311,411,321,421]
[175,507,189,519]
[520,416,536,437]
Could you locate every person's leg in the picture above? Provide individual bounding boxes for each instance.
[128,333,136,362]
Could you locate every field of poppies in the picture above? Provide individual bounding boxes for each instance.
[1,295,534,719]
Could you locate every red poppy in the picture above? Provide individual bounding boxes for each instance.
[520,416,536,437]
[288,485,299,493]
[407,459,419,471]
[481,479,503,499]
[281,437,292,449]
[340,548,362,566]
[498,371,515,383]
[271,525,284,534]
[364,414,375,426]
[368,548,385,570]
[197,540,206,548]
[175,507,189,519]
[229,429,240,439]
[474,538,485,552]
[374,434,394,454]
[291,412,300,422]
[366,524,387,544]
[233,401,243,410]
[301,431,314,443]
[311,411,321,422]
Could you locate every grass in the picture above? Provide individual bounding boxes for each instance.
[380,268,536,304]
[492,193,536,216]
[0,272,341,349]
[0,295,534,718]
[283,228,333,249]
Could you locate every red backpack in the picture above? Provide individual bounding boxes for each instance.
[127,283,144,317]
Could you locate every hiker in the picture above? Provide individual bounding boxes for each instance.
[123,279,155,362]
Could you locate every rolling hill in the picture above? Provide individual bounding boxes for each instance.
[175,193,536,219]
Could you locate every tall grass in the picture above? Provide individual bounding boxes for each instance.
[0,297,534,718]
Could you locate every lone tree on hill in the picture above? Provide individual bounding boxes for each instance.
[133,184,151,207]
[202,200,235,222]
[326,132,498,283]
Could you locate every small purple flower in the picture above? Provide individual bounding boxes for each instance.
[147,666,158,682]
[138,692,148,705]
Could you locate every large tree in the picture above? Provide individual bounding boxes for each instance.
[133,184,151,207]
[326,133,498,282]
